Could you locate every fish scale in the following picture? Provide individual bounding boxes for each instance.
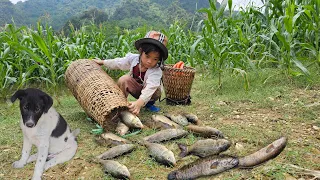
[167,155,239,180]
[144,142,176,166]
[143,129,188,143]
[179,139,231,158]
[100,159,131,179]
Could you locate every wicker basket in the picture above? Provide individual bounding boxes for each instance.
[162,64,196,105]
[65,59,129,132]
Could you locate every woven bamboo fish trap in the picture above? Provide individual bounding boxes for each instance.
[65,59,129,132]
[162,65,196,105]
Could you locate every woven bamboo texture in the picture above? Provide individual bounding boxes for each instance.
[65,59,129,132]
[162,65,195,104]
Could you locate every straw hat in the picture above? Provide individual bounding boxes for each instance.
[135,31,168,60]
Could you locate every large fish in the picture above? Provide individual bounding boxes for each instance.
[143,129,188,143]
[96,144,136,160]
[167,155,239,180]
[99,159,130,179]
[186,124,224,138]
[120,111,144,129]
[238,136,287,168]
[165,113,189,126]
[101,132,132,145]
[142,141,176,166]
[116,122,130,136]
[178,139,231,158]
[150,114,182,129]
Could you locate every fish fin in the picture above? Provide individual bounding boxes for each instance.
[178,143,188,157]
[72,128,80,137]
[266,144,275,153]
[210,161,219,169]
[218,133,225,138]
[162,123,172,129]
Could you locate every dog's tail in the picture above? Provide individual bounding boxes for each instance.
[72,128,80,137]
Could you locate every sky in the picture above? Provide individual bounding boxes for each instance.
[10,0,27,4]
[217,0,264,10]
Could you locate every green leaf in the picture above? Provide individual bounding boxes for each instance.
[293,59,310,76]
[31,31,53,65]
[228,0,233,15]
[8,42,47,66]
[218,0,228,18]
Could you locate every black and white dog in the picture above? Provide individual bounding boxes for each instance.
[11,88,79,180]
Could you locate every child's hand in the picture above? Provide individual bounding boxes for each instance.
[128,99,145,115]
[93,59,104,65]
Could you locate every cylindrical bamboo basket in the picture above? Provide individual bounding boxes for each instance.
[65,59,129,132]
[162,65,195,105]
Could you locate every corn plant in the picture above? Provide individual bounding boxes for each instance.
[164,21,196,66]
[0,0,320,97]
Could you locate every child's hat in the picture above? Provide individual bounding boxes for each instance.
[135,31,168,60]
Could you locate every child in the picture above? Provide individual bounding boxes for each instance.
[94,31,168,115]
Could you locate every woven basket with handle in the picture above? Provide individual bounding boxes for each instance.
[162,64,195,105]
[65,59,129,132]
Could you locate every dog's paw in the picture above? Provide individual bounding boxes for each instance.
[12,161,25,168]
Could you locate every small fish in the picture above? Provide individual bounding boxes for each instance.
[238,136,287,168]
[182,113,200,125]
[178,139,231,158]
[186,124,224,138]
[167,155,239,180]
[116,122,130,136]
[165,113,189,126]
[99,159,130,179]
[151,114,181,129]
[101,132,132,145]
[143,129,188,143]
[142,141,176,166]
[120,111,144,129]
[96,144,135,160]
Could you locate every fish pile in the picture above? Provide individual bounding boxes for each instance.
[94,111,287,179]
[168,136,287,180]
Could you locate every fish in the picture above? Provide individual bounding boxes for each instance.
[143,129,188,143]
[120,111,144,129]
[151,114,181,129]
[238,136,287,168]
[178,139,231,158]
[165,113,189,126]
[142,141,176,166]
[167,155,239,180]
[182,113,200,125]
[99,159,130,179]
[100,132,132,145]
[116,122,130,136]
[96,144,136,160]
[185,124,224,138]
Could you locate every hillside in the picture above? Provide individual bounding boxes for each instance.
[0,0,211,31]
[62,0,213,34]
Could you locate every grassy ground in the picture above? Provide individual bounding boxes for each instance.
[0,68,320,180]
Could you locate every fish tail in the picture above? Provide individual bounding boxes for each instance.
[178,143,188,158]
[72,128,80,137]
[167,171,177,180]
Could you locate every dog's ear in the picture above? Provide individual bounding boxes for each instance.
[11,89,27,103]
[41,94,53,113]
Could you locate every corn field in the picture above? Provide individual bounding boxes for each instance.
[0,0,319,97]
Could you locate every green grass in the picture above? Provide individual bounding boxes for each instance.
[1,68,320,179]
